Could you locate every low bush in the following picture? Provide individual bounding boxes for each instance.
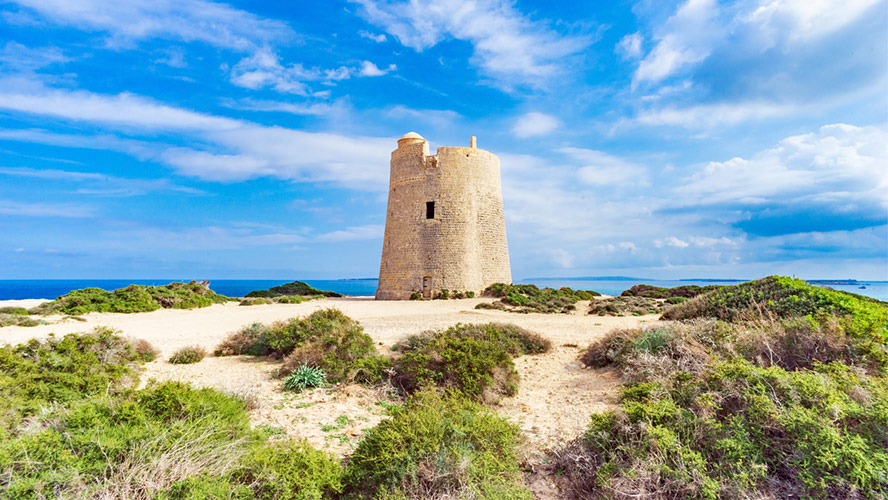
[245,280,342,298]
[0,306,29,315]
[588,295,670,316]
[31,281,234,315]
[342,391,531,499]
[621,283,720,299]
[662,276,888,339]
[0,328,144,437]
[562,316,888,499]
[168,345,207,364]
[129,337,160,361]
[477,283,600,314]
[215,309,389,384]
[409,291,422,300]
[392,323,550,403]
[0,313,41,327]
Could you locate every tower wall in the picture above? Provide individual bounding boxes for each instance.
[376,134,511,300]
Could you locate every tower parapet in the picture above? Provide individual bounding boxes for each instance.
[376,133,511,300]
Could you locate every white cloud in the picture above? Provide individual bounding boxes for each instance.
[358,30,387,42]
[512,112,561,138]
[0,86,240,131]
[633,0,720,87]
[615,32,642,59]
[229,49,394,94]
[0,166,203,196]
[223,98,349,116]
[560,147,649,187]
[676,123,888,207]
[358,61,396,77]
[350,0,589,88]
[0,42,69,71]
[636,100,798,128]
[0,199,94,217]
[9,0,292,51]
[0,85,394,189]
[316,224,384,242]
[632,0,882,88]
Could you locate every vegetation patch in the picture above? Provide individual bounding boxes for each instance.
[168,345,207,364]
[215,309,390,384]
[30,281,234,315]
[588,295,672,316]
[342,391,531,499]
[476,283,600,314]
[431,289,476,300]
[556,311,888,499]
[0,313,41,327]
[245,280,342,298]
[238,295,319,306]
[621,283,721,299]
[663,276,888,339]
[284,364,328,393]
[392,323,550,403]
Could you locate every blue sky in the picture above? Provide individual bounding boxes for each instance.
[0,0,885,280]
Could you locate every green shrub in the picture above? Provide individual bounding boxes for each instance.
[663,276,888,339]
[31,281,234,315]
[622,284,720,299]
[239,297,271,306]
[393,323,549,402]
[245,281,342,298]
[0,306,29,315]
[409,291,422,300]
[588,295,670,316]
[0,328,143,436]
[466,291,476,298]
[564,315,888,499]
[342,391,531,499]
[215,310,387,385]
[130,338,160,361]
[284,365,327,392]
[478,283,600,313]
[169,345,207,364]
[0,313,41,327]
[214,322,267,356]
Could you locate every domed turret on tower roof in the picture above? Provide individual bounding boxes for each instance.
[397,131,426,148]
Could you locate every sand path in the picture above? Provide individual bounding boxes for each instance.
[1,297,658,461]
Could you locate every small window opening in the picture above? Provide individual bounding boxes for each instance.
[426,201,435,219]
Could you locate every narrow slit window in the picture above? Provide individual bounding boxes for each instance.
[426,201,435,219]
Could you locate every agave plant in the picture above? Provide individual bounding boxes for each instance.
[284,364,327,392]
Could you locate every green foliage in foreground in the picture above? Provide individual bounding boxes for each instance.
[663,276,888,339]
[0,313,41,327]
[31,281,234,315]
[0,331,530,499]
[393,323,550,403]
[215,309,390,384]
[0,328,144,438]
[559,317,888,499]
[342,391,531,500]
[246,281,342,298]
[476,283,600,314]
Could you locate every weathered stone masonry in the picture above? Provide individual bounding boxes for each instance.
[376,132,512,300]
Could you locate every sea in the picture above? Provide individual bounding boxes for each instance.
[1,278,886,302]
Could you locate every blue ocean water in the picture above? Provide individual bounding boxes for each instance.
[0,278,886,302]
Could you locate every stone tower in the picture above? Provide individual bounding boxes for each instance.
[376,132,511,300]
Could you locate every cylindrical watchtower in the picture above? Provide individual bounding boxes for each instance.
[376,132,511,300]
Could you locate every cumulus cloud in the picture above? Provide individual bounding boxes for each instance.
[358,61,396,77]
[350,0,589,88]
[677,123,888,208]
[615,32,643,59]
[512,112,561,138]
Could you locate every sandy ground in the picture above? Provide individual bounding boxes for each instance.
[1,296,660,495]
